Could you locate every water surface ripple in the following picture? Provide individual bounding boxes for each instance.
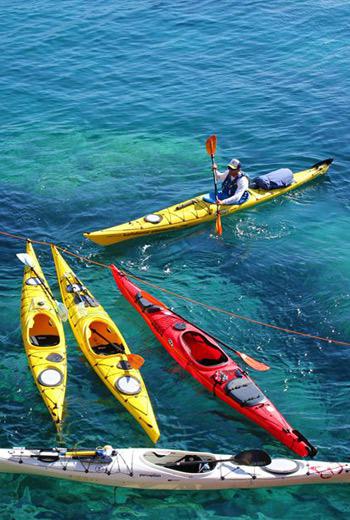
[1,1,350,518]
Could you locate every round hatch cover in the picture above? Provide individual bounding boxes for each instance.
[144,214,162,224]
[174,322,187,331]
[115,375,141,395]
[264,458,300,475]
[46,353,64,363]
[38,368,63,387]
[25,277,43,286]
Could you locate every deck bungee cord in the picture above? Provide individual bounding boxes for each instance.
[1,229,349,348]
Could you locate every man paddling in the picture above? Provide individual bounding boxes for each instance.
[211,158,250,205]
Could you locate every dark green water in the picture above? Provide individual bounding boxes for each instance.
[1,1,350,518]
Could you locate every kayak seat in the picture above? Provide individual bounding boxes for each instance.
[30,335,60,347]
[226,378,265,407]
[135,293,162,313]
[182,332,228,366]
[91,343,124,356]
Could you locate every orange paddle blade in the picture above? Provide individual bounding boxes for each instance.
[216,212,223,236]
[127,354,145,370]
[206,135,217,156]
[237,351,270,371]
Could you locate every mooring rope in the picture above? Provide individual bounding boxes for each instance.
[1,229,349,347]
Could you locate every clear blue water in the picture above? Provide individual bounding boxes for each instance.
[1,0,350,517]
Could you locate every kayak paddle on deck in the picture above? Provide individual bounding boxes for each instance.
[90,326,145,369]
[150,302,270,372]
[196,328,270,371]
[206,134,222,236]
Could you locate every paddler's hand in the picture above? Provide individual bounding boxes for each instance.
[212,163,218,171]
[216,197,223,205]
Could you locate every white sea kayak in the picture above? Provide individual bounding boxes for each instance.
[0,446,349,490]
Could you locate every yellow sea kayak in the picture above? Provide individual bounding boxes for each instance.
[19,241,67,430]
[51,245,160,443]
[84,159,333,246]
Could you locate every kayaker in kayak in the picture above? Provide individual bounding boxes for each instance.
[212,158,250,205]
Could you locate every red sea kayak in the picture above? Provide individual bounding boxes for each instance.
[110,266,317,458]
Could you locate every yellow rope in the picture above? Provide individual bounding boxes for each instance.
[1,229,349,347]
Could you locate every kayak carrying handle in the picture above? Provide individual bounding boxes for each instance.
[311,158,333,169]
[293,429,317,458]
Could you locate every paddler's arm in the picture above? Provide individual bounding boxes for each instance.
[212,163,229,182]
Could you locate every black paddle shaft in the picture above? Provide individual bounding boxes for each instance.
[90,327,124,354]
[210,154,219,200]
[27,264,56,304]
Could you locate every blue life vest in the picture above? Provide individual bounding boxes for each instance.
[222,172,246,197]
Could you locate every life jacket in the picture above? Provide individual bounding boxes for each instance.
[222,172,247,197]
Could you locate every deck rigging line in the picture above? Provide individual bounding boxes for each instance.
[1,229,349,348]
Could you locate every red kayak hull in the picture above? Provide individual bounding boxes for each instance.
[111,265,316,458]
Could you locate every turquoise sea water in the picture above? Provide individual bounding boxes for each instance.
[1,0,350,517]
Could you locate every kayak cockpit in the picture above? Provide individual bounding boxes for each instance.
[29,313,60,347]
[181,332,228,366]
[86,321,125,356]
[143,451,217,473]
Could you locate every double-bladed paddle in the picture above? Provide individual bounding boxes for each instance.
[206,135,222,236]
